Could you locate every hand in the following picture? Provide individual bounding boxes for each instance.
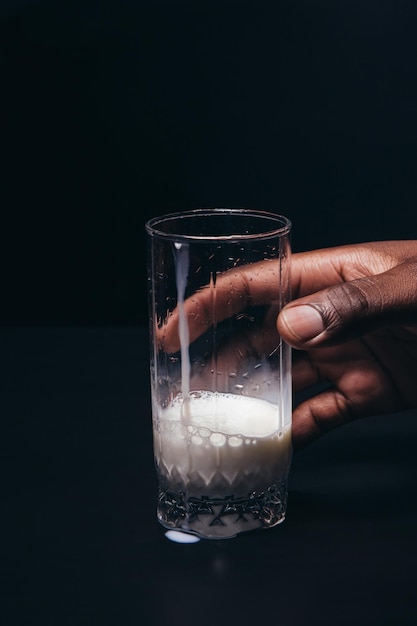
[277,240,417,448]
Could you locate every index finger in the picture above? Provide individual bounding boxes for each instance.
[157,259,282,353]
[157,242,395,353]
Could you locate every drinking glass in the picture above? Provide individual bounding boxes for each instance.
[146,209,292,539]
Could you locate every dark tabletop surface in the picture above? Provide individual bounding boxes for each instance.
[2,327,417,626]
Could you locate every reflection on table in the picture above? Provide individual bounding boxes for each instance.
[3,327,417,626]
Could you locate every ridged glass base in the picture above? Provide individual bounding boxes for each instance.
[157,483,288,539]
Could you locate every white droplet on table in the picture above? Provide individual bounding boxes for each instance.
[165,530,201,544]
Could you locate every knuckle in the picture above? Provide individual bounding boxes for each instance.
[320,279,380,334]
[332,280,371,314]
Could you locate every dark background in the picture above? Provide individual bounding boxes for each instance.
[2,0,417,327]
[3,5,417,623]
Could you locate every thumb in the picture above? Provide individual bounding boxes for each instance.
[277,258,417,348]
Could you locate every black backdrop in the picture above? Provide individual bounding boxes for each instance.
[2,0,417,327]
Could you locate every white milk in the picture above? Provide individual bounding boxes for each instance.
[173,241,191,421]
[153,391,291,497]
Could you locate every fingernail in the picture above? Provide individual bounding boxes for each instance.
[280,305,325,342]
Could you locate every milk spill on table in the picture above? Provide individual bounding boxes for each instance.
[154,242,291,538]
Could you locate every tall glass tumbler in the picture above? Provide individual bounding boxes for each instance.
[146,209,292,539]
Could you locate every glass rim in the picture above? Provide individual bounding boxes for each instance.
[145,208,292,242]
